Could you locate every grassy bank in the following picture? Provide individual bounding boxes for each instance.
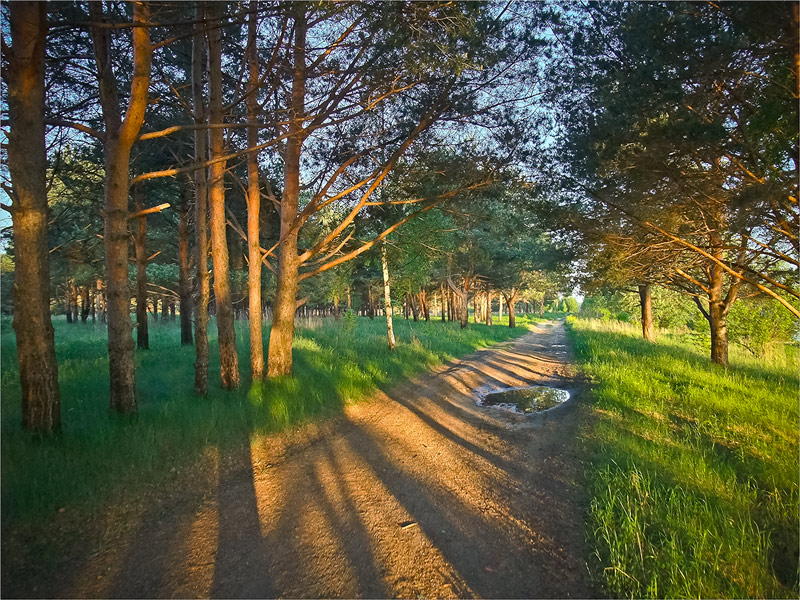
[1,314,534,526]
[567,317,799,598]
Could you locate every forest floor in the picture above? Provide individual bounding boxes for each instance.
[4,320,592,599]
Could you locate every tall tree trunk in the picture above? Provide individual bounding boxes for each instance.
[346,286,351,310]
[81,287,89,322]
[91,1,152,414]
[440,283,446,322]
[419,290,429,321]
[134,185,149,349]
[96,278,105,323]
[498,292,504,322]
[161,294,169,322]
[410,292,419,321]
[65,281,72,323]
[207,1,239,388]
[638,283,655,342]
[267,5,306,377]
[246,2,264,379]
[71,279,78,323]
[192,5,210,395]
[706,246,739,366]
[178,182,193,345]
[7,1,60,433]
[485,287,492,326]
[381,243,396,350]
[504,289,517,328]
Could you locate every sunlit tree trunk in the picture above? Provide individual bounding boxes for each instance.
[64,281,72,323]
[192,5,210,394]
[207,1,240,388]
[503,289,518,328]
[246,2,264,379]
[381,243,396,350]
[80,287,90,322]
[178,182,193,345]
[638,283,655,342]
[268,5,306,377]
[134,186,149,350]
[485,287,492,326]
[440,283,446,322]
[91,1,152,414]
[96,278,105,323]
[71,280,78,323]
[7,1,60,434]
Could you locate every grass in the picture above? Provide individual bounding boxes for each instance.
[566,317,799,598]
[1,312,536,527]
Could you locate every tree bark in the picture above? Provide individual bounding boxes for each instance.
[65,281,72,323]
[440,283,446,322]
[71,279,78,323]
[178,182,193,345]
[267,5,306,377]
[96,278,105,323]
[80,286,90,322]
[7,1,60,433]
[381,243,396,350]
[192,5,210,395]
[638,283,655,342]
[91,1,151,414]
[503,289,517,328]
[207,1,240,388]
[134,185,149,349]
[246,2,264,379]
[485,287,492,326]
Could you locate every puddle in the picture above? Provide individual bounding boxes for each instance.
[478,386,570,415]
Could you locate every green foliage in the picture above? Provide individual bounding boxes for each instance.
[568,317,799,598]
[0,314,537,527]
[727,298,799,356]
[564,296,579,313]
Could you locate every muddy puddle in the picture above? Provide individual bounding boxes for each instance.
[478,386,570,415]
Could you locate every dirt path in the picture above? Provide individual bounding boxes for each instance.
[54,321,592,598]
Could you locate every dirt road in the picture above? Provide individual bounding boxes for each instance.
[49,321,592,598]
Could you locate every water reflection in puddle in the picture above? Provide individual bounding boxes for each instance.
[478,386,570,415]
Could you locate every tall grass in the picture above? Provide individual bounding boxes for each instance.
[1,313,534,526]
[567,317,799,598]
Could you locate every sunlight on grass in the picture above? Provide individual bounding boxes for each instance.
[567,317,799,599]
[0,314,535,527]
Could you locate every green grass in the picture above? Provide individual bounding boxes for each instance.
[567,317,799,598]
[1,313,535,527]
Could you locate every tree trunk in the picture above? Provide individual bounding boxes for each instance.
[178,182,193,345]
[267,5,306,378]
[485,287,492,326]
[7,1,60,433]
[80,287,89,322]
[192,5,210,395]
[96,278,105,323]
[410,292,419,321]
[207,1,239,389]
[134,185,149,350]
[91,1,151,414]
[71,279,78,323]
[381,243,396,350]
[440,283,446,322]
[65,281,72,323]
[246,2,264,379]
[638,283,655,342]
[504,290,517,328]
[161,295,169,322]
[498,292,504,322]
